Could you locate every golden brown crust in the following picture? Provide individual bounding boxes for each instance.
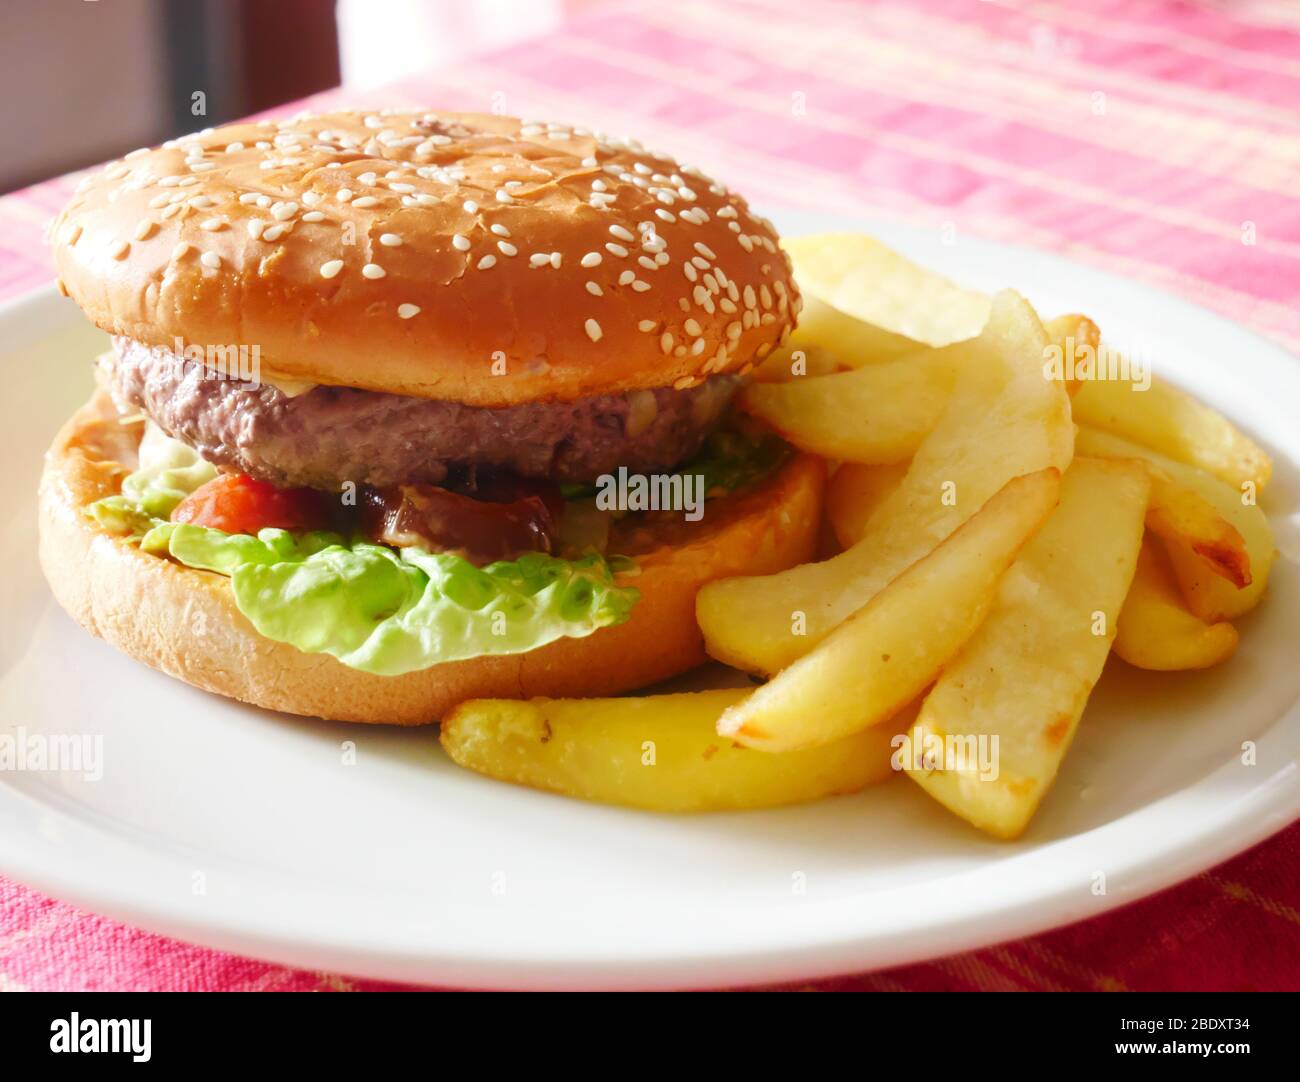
[50,110,799,406]
[38,391,824,725]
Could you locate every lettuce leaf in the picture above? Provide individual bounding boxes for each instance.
[122,423,218,518]
[87,428,639,676]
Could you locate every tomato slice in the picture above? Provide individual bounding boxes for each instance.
[171,474,333,535]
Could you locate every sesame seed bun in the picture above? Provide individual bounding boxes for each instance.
[39,389,824,724]
[50,110,800,407]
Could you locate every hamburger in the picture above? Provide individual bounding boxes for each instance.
[39,109,820,724]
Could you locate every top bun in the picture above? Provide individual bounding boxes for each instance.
[50,110,800,406]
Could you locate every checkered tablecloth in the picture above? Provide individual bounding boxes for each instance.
[2,0,1297,990]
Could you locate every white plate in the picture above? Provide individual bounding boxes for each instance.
[2,213,1298,990]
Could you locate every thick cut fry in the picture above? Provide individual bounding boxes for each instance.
[826,462,909,549]
[1072,367,1271,491]
[783,233,990,346]
[1076,426,1274,621]
[1114,538,1238,671]
[1042,313,1100,397]
[743,312,1095,464]
[1143,468,1250,588]
[751,294,923,382]
[905,458,1149,839]
[740,346,958,463]
[717,469,1062,753]
[698,291,1074,674]
[440,689,895,812]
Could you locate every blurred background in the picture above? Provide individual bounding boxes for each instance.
[1,0,601,193]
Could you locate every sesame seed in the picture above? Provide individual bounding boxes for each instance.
[398,304,421,319]
[609,224,635,242]
[655,209,676,223]
[738,234,754,252]
[452,234,471,251]
[673,376,693,390]
[302,211,325,222]
[351,196,379,208]
[497,241,518,256]
[247,220,265,239]
[262,224,288,241]
[550,252,562,268]
[585,281,603,297]
[743,285,757,308]
[109,241,130,260]
[683,263,698,282]
[495,190,513,204]
[618,270,635,286]
[320,259,344,278]
[200,252,221,269]
[691,338,706,356]
[584,318,603,342]
[302,191,322,206]
[160,204,183,220]
[477,254,497,270]
[336,188,353,202]
[580,252,602,268]
[133,220,157,240]
[66,224,83,245]
[638,320,656,332]
[379,233,402,247]
[529,253,550,267]
[637,256,658,271]
[490,223,510,237]
[199,218,226,232]
[691,256,709,270]
[660,332,674,353]
[463,200,478,213]
[270,201,298,221]
[172,242,192,260]
[362,263,386,279]
[605,243,628,258]
[631,280,651,292]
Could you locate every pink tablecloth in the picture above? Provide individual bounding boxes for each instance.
[2,0,1298,991]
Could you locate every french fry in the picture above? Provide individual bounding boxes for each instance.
[1075,426,1274,621]
[1044,313,1100,397]
[1114,538,1238,671]
[904,458,1149,839]
[750,294,924,382]
[826,462,909,549]
[740,346,958,464]
[1143,467,1250,588]
[1071,366,1272,491]
[717,469,1062,753]
[783,233,990,347]
[698,291,1074,675]
[440,689,896,812]
[741,312,1095,466]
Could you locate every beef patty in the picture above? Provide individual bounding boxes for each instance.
[105,338,739,490]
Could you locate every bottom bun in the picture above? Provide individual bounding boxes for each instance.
[39,390,824,725]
